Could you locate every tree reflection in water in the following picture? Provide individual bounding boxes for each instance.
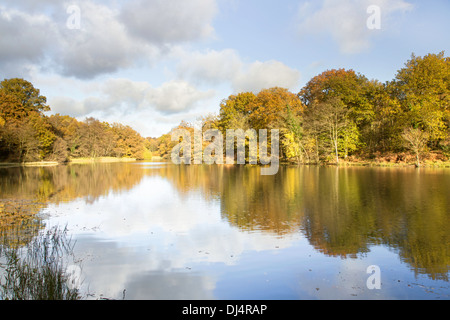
[0,163,448,281]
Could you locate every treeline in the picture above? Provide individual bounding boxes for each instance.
[155,52,450,167]
[0,78,149,162]
[1,52,449,166]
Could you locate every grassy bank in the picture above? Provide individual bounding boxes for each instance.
[0,157,138,167]
[334,160,450,168]
[68,157,137,164]
[282,151,450,168]
[0,161,59,168]
[343,151,450,168]
[1,153,449,168]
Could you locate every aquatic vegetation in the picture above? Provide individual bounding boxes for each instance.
[0,226,82,300]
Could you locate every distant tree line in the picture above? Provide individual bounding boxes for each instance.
[1,52,449,166]
[0,78,149,162]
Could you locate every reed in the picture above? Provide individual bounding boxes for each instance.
[0,226,82,300]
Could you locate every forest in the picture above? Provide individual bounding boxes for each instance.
[154,52,450,167]
[1,52,449,167]
[0,78,149,162]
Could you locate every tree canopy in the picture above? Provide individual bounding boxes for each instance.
[0,79,147,162]
[1,52,449,165]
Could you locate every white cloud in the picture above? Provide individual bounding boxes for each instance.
[176,49,301,93]
[0,6,57,77]
[47,176,299,271]
[177,49,243,85]
[297,0,413,54]
[50,96,88,116]
[145,80,216,114]
[232,60,301,93]
[55,1,165,79]
[49,78,216,135]
[101,78,150,109]
[120,0,217,44]
[0,0,219,79]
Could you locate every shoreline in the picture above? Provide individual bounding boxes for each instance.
[283,160,450,168]
[0,157,139,168]
[1,156,450,169]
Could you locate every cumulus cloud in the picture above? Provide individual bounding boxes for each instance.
[50,78,215,119]
[119,0,217,44]
[0,0,219,79]
[55,1,150,79]
[0,6,57,76]
[145,80,216,114]
[232,60,301,93]
[3,0,301,136]
[176,49,301,93]
[297,0,413,54]
[50,96,89,117]
[177,49,243,85]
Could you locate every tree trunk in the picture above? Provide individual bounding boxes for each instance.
[335,141,339,165]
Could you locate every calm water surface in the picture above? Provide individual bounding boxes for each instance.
[0,162,449,299]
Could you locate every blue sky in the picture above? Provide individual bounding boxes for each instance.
[1,0,449,137]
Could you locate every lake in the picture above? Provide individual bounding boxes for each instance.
[0,162,449,300]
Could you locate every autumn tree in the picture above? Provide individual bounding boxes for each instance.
[392,52,450,145]
[0,90,25,160]
[30,113,57,159]
[304,97,357,164]
[145,137,159,154]
[362,80,405,153]
[217,88,305,163]
[0,79,151,162]
[0,79,54,161]
[218,92,257,132]
[402,127,429,167]
[110,123,145,159]
[298,69,375,155]
[1,120,38,161]
[48,114,83,158]
[0,78,49,115]
[75,118,111,158]
[298,69,374,121]
[279,105,305,163]
[249,87,304,129]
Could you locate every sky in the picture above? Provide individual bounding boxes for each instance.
[1,0,450,138]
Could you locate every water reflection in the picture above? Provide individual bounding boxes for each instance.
[0,162,449,298]
[0,163,146,247]
[149,164,449,281]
